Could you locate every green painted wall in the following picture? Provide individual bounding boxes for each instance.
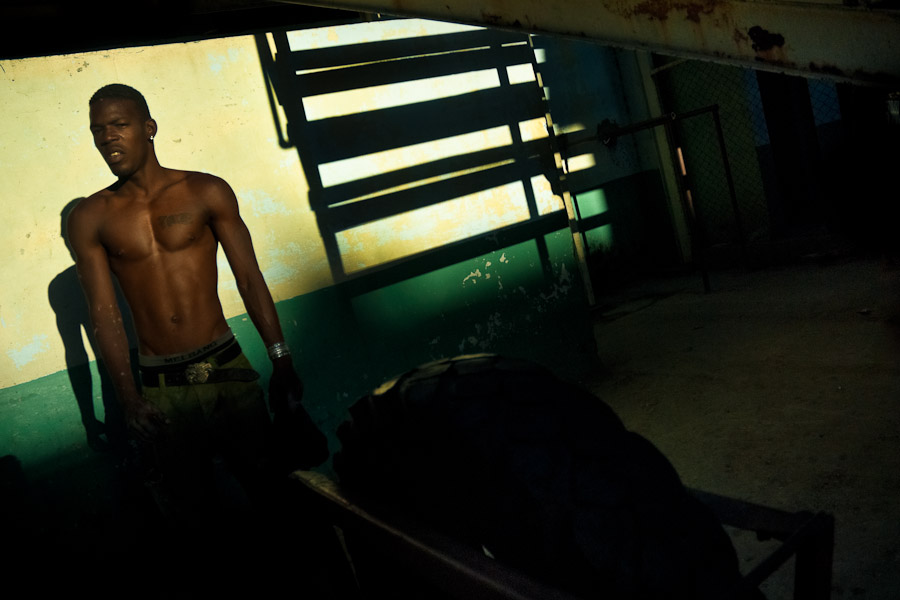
[2,229,595,477]
[0,230,595,584]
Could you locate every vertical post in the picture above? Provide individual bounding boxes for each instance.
[561,187,597,307]
[665,118,710,293]
[545,109,596,307]
[636,51,693,264]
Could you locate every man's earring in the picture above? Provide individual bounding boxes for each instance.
[149,135,155,142]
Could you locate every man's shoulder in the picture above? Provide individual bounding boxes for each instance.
[179,170,230,191]
[170,170,234,201]
[174,171,240,212]
[78,179,129,219]
[66,193,110,242]
[70,191,109,221]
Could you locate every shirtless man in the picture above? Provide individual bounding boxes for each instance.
[68,84,304,514]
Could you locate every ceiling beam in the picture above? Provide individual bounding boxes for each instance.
[281,0,900,86]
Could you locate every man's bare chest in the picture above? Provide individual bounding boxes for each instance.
[100,199,213,259]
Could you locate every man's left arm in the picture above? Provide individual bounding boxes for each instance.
[205,176,302,406]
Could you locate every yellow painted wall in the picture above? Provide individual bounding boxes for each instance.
[0,20,563,388]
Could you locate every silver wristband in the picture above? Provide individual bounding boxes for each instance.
[267,341,291,361]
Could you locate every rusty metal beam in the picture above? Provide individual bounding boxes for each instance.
[278,0,900,86]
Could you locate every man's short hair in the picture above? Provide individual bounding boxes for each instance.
[89,84,152,120]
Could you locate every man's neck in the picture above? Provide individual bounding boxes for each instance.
[115,159,167,195]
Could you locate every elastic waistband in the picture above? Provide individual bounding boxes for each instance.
[139,330,236,368]
[139,338,253,387]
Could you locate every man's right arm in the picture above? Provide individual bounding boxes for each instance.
[67,199,166,441]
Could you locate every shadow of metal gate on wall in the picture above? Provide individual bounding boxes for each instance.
[256,21,581,297]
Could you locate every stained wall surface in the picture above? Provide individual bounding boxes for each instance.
[0,19,668,470]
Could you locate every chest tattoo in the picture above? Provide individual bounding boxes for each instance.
[157,213,193,228]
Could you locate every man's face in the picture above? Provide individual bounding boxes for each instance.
[89,98,156,178]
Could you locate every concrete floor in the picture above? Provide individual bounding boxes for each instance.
[585,256,900,599]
